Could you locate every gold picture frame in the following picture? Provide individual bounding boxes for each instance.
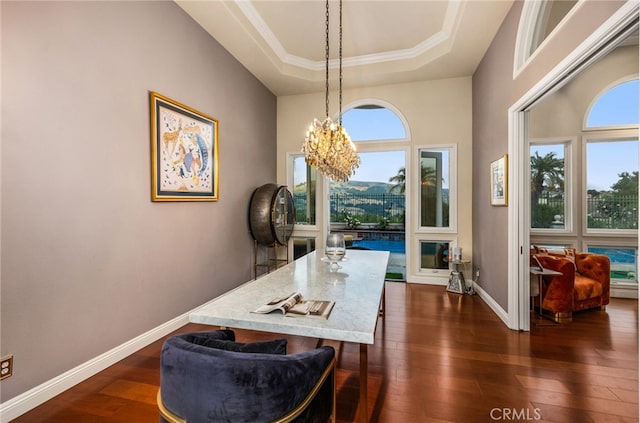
[150,92,219,202]
[490,154,508,206]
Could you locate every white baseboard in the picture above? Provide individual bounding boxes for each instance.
[471,281,510,328]
[0,312,190,422]
[611,286,638,299]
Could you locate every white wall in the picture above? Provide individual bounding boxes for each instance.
[277,77,473,284]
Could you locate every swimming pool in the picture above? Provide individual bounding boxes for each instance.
[588,247,636,264]
[352,239,406,254]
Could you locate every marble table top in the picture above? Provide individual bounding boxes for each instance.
[189,249,390,344]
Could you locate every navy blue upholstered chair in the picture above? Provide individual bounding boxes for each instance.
[158,330,336,423]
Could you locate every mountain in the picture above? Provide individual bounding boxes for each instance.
[294,180,399,195]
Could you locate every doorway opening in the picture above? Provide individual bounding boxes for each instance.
[509,3,638,330]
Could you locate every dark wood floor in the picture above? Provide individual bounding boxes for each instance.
[11,283,639,423]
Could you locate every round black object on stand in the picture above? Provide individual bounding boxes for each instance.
[248,183,295,246]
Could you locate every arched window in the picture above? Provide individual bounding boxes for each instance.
[341,105,407,141]
[514,0,578,75]
[586,79,639,128]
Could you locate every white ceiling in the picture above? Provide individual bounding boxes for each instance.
[177,0,515,96]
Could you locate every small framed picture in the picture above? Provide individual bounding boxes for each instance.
[150,92,219,202]
[490,154,508,206]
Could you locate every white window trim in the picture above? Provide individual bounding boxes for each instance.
[286,152,319,231]
[529,137,576,236]
[413,237,458,284]
[513,0,583,78]
[414,144,457,234]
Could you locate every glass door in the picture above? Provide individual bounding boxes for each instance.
[328,150,406,281]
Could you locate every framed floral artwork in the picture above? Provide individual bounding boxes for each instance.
[150,91,218,201]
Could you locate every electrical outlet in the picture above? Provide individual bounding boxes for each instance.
[1,355,13,380]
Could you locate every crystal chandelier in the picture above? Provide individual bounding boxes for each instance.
[302,0,360,183]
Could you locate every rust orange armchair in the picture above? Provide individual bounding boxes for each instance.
[531,248,610,323]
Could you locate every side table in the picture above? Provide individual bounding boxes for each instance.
[447,260,471,294]
[529,266,562,322]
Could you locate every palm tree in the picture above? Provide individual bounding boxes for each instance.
[388,167,406,193]
[388,165,437,194]
[530,151,564,206]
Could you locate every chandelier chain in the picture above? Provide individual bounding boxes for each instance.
[302,0,360,182]
[325,0,330,118]
[339,0,343,125]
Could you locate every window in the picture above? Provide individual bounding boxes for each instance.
[585,139,638,231]
[291,155,317,226]
[292,236,316,260]
[341,104,407,141]
[585,80,638,230]
[419,240,451,271]
[334,103,408,277]
[329,151,405,227]
[528,1,577,57]
[331,105,407,226]
[418,148,452,228]
[582,79,638,292]
[586,80,639,128]
[514,0,578,74]
[530,143,568,229]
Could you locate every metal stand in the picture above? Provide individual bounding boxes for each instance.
[446,270,466,294]
[446,260,472,294]
[253,241,288,279]
[529,266,563,325]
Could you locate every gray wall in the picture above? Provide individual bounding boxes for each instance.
[472,0,628,308]
[1,1,276,401]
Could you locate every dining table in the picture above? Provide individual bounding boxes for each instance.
[189,249,390,423]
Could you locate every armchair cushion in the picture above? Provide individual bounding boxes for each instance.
[574,274,603,301]
[160,330,335,423]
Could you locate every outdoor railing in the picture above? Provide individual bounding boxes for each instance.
[587,194,638,229]
[533,193,638,229]
[295,191,637,229]
[293,192,406,225]
[329,192,405,224]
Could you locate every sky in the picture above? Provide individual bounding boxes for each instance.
[350,151,405,184]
